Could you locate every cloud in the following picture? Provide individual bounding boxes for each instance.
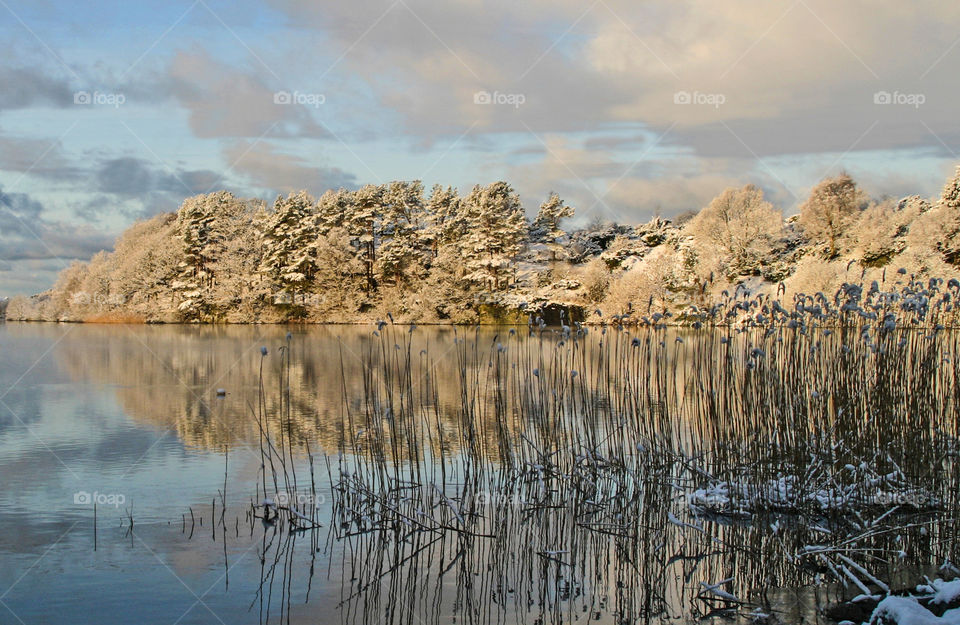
[0,133,85,181]
[0,186,114,265]
[267,0,625,137]
[0,187,45,237]
[221,140,356,194]
[68,158,228,222]
[94,157,156,196]
[267,0,960,157]
[601,173,762,221]
[506,135,798,223]
[0,259,68,297]
[6,222,114,262]
[0,65,75,110]
[93,157,221,197]
[167,50,329,139]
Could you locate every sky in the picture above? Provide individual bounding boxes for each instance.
[0,0,958,296]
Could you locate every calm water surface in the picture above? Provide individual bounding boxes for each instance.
[0,322,951,624]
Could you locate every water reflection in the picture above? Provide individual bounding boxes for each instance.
[50,324,477,452]
[0,322,956,624]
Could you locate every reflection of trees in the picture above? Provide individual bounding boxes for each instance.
[53,325,365,450]
[52,323,960,471]
[52,325,536,452]
[46,321,960,623]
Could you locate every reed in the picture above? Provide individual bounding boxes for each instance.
[237,278,960,623]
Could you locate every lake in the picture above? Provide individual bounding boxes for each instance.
[0,322,956,624]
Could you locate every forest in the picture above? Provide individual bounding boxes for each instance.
[5,167,960,324]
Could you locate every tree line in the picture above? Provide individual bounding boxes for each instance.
[6,167,960,324]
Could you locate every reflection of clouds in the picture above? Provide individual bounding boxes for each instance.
[0,520,322,625]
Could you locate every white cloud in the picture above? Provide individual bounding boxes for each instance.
[221,140,356,194]
[167,50,329,139]
[267,0,960,157]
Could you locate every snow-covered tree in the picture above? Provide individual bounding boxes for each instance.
[49,260,90,319]
[173,191,249,320]
[799,173,865,258]
[530,192,574,260]
[417,186,475,319]
[942,165,960,210]
[312,225,365,313]
[686,184,781,275]
[19,169,960,325]
[460,182,528,290]
[314,189,368,302]
[315,188,353,233]
[423,184,464,254]
[850,196,931,268]
[204,200,266,320]
[377,180,426,288]
[912,166,960,266]
[260,191,319,301]
[347,184,384,291]
[104,212,181,318]
[936,166,960,264]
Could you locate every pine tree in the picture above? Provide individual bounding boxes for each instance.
[531,192,574,260]
[423,185,464,256]
[314,188,369,299]
[460,182,527,290]
[260,191,319,306]
[347,184,384,292]
[173,191,247,320]
[421,185,473,318]
[377,180,426,288]
[315,188,353,234]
